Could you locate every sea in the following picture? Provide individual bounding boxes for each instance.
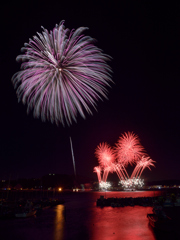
[0,190,180,240]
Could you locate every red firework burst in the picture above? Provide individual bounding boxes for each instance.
[115,132,146,166]
[95,142,115,168]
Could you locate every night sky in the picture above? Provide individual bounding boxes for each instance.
[1,1,180,182]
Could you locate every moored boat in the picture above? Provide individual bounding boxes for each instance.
[15,200,36,218]
[163,197,173,207]
[15,209,37,218]
[174,195,180,207]
[147,208,174,232]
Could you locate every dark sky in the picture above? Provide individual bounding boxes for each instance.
[1,1,180,182]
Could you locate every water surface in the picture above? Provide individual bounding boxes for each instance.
[0,191,179,240]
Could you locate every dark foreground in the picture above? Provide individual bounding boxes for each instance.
[0,190,180,240]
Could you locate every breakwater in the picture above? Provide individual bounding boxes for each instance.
[96,195,162,207]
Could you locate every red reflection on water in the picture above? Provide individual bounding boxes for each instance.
[90,206,154,240]
[89,191,161,240]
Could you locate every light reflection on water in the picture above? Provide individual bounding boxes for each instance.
[63,191,160,240]
[0,191,179,240]
[53,205,65,240]
[90,206,154,240]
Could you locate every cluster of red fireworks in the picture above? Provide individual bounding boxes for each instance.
[94,132,155,187]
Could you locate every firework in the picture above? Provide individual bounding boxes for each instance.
[94,132,156,189]
[95,142,115,182]
[119,178,144,189]
[95,142,115,167]
[113,132,145,181]
[115,132,145,166]
[113,163,128,180]
[119,156,155,189]
[99,181,111,190]
[93,166,102,183]
[12,21,112,126]
[131,156,156,179]
[103,164,115,183]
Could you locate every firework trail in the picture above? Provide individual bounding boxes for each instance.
[113,163,128,180]
[95,142,115,182]
[131,156,156,179]
[12,21,112,126]
[103,165,114,182]
[93,166,102,183]
[70,136,76,177]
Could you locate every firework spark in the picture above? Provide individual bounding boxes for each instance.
[99,181,111,190]
[131,156,156,179]
[95,142,115,168]
[95,142,115,182]
[120,178,144,189]
[113,163,128,180]
[115,132,145,166]
[94,132,156,187]
[93,166,102,183]
[12,21,112,126]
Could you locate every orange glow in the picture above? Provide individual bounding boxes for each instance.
[53,205,65,240]
[58,188,62,191]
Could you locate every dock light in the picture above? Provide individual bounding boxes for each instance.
[58,188,62,191]
[73,188,79,192]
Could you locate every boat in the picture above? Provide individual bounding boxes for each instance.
[174,194,180,207]
[147,208,174,232]
[163,197,173,207]
[15,209,37,218]
[0,205,15,219]
[0,200,16,219]
[15,200,36,218]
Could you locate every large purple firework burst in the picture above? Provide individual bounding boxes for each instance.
[12,21,112,126]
